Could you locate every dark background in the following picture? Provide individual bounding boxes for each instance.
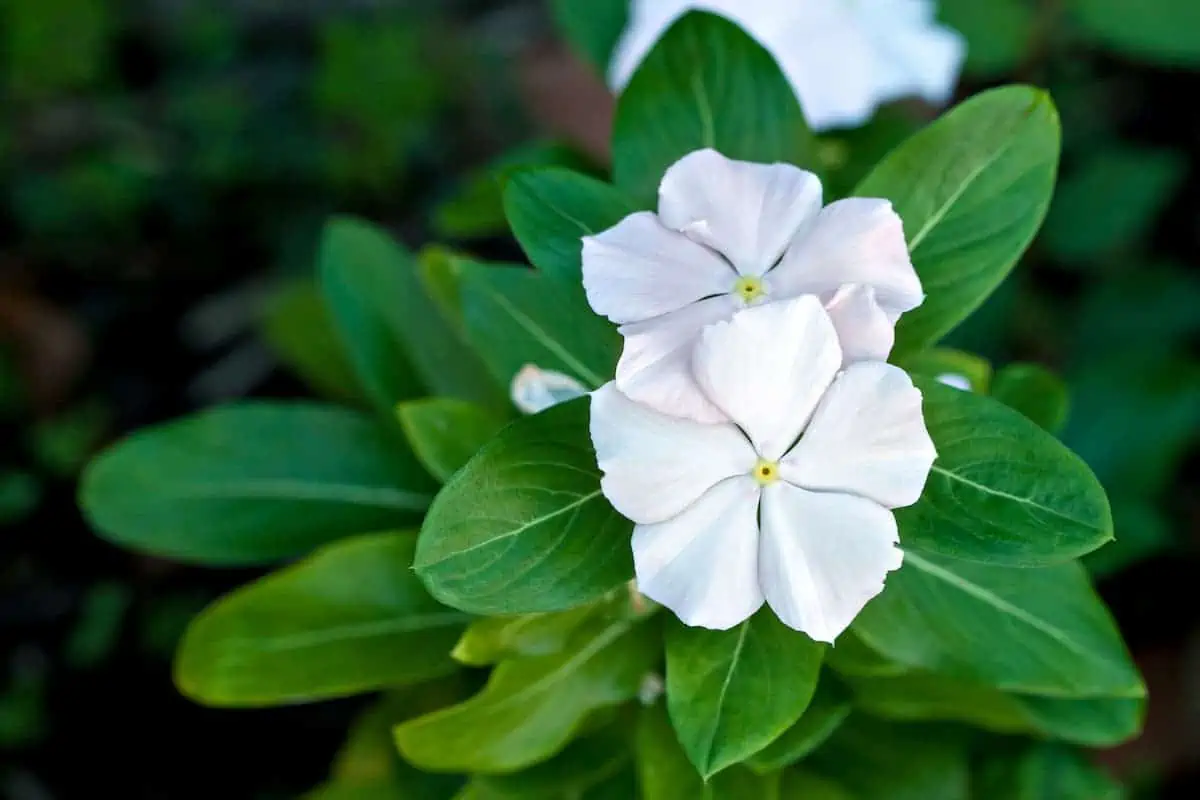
[2,1,1198,797]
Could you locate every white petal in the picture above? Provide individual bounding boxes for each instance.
[824,284,896,364]
[759,483,902,642]
[616,295,738,424]
[582,211,735,325]
[658,149,823,276]
[781,362,936,509]
[633,477,764,630]
[771,198,923,313]
[590,383,755,525]
[510,365,589,414]
[857,1,965,105]
[691,295,841,461]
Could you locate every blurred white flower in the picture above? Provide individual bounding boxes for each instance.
[590,296,936,641]
[510,365,588,414]
[936,372,972,391]
[583,148,922,423]
[610,0,965,131]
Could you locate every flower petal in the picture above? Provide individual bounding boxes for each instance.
[692,295,841,461]
[759,483,902,642]
[658,149,823,276]
[859,0,966,105]
[824,284,896,364]
[771,198,923,313]
[781,362,936,509]
[582,211,735,325]
[591,382,755,525]
[616,294,738,424]
[510,365,589,415]
[633,476,764,630]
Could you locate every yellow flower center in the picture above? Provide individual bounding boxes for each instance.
[751,458,779,486]
[733,275,766,304]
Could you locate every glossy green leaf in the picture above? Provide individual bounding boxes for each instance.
[990,363,1070,434]
[415,399,633,615]
[395,614,658,773]
[897,348,992,394]
[1015,694,1145,747]
[459,259,620,390]
[854,553,1144,698]
[396,398,506,483]
[611,12,815,203]
[745,676,851,773]
[901,378,1110,564]
[81,403,436,565]
[452,605,602,667]
[320,216,504,412]
[1075,0,1200,65]
[260,279,364,403]
[825,630,912,678]
[503,168,638,286]
[857,86,1060,358]
[175,532,467,706]
[549,0,629,71]
[666,610,823,778]
[808,717,970,800]
[461,732,632,799]
[974,742,1124,799]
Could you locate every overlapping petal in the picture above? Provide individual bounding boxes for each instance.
[632,476,765,630]
[659,149,823,275]
[781,362,937,508]
[590,383,755,525]
[823,283,897,363]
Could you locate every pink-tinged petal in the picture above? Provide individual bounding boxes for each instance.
[590,383,755,525]
[771,198,923,313]
[692,296,842,461]
[633,476,764,630]
[824,284,896,364]
[781,362,936,509]
[615,295,738,424]
[582,211,735,325]
[759,483,902,642]
[659,149,823,276]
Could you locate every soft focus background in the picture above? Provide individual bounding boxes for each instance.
[1,0,1198,797]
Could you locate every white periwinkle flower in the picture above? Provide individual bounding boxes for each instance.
[609,0,965,131]
[583,148,923,423]
[510,365,588,414]
[590,296,936,641]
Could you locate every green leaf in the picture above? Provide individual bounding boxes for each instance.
[260,278,364,403]
[896,348,993,394]
[938,0,1035,77]
[549,0,629,72]
[825,630,912,678]
[320,216,504,413]
[847,672,1032,733]
[666,610,823,778]
[396,398,506,483]
[901,378,1110,565]
[175,532,468,706]
[635,704,784,800]
[611,11,815,204]
[857,86,1061,358]
[990,363,1070,434]
[415,399,633,615]
[81,402,436,565]
[1042,145,1184,264]
[459,259,620,390]
[745,676,851,773]
[808,717,971,800]
[1015,694,1145,747]
[1074,0,1200,65]
[452,605,602,667]
[779,771,855,800]
[854,553,1144,698]
[461,732,632,799]
[503,168,638,286]
[395,613,658,773]
[974,742,1124,799]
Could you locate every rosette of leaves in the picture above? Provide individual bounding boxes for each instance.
[81,12,1141,798]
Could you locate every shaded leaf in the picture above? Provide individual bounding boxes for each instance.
[396,398,506,483]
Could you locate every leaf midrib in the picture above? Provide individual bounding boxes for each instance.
[217,610,472,655]
[165,479,433,509]
[929,463,1101,532]
[700,619,750,772]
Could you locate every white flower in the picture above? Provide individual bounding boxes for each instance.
[510,365,588,414]
[590,296,936,641]
[609,0,965,131]
[583,148,923,423]
[936,372,972,392]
